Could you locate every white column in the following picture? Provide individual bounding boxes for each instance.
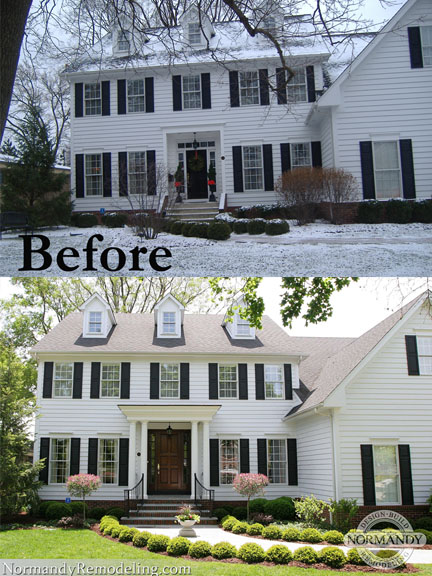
[191,421,198,499]
[128,421,137,488]
[202,421,210,488]
[140,421,148,499]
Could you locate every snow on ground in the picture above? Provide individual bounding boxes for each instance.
[0,221,431,276]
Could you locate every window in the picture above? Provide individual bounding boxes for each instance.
[239,71,260,106]
[421,26,432,66]
[373,445,400,504]
[162,311,176,334]
[84,83,101,116]
[287,68,307,103]
[291,143,312,168]
[237,316,251,337]
[118,30,130,52]
[99,439,118,484]
[188,22,202,45]
[265,365,284,399]
[243,146,264,191]
[127,79,145,113]
[160,363,180,398]
[101,364,120,397]
[50,438,70,484]
[373,141,402,198]
[268,439,287,483]
[128,151,146,194]
[418,337,432,375]
[219,365,238,398]
[85,155,103,197]
[53,363,73,398]
[220,439,239,484]
[182,75,201,109]
[263,16,277,35]
[89,311,103,333]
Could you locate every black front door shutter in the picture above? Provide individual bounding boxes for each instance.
[398,444,414,505]
[150,363,160,399]
[121,362,131,399]
[88,438,98,474]
[238,364,248,400]
[360,141,376,200]
[276,68,287,104]
[399,139,416,199]
[284,364,293,400]
[257,438,267,475]
[75,155,85,198]
[90,363,100,399]
[255,364,265,400]
[311,141,322,167]
[232,146,244,192]
[201,73,211,109]
[75,83,83,117]
[73,362,83,399]
[146,150,157,195]
[259,69,270,105]
[263,144,274,191]
[70,438,81,475]
[172,75,182,111]
[119,152,128,196]
[39,438,50,483]
[408,27,423,69]
[180,363,190,399]
[209,363,218,399]
[103,153,112,197]
[117,79,126,115]
[405,335,420,375]
[287,438,298,485]
[229,71,240,107]
[240,438,250,473]
[280,143,291,173]
[360,444,376,505]
[43,362,54,398]
[119,438,129,486]
[101,81,110,116]
[209,439,219,486]
[145,77,155,113]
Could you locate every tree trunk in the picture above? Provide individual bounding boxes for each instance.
[0,0,32,143]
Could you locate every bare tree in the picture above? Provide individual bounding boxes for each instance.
[322,167,357,224]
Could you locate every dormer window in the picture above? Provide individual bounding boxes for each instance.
[263,16,277,35]
[89,311,103,334]
[237,316,252,337]
[80,293,116,339]
[118,30,130,52]
[163,311,177,334]
[155,293,184,338]
[188,22,202,45]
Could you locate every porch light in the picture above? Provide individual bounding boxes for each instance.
[166,423,173,435]
[192,133,199,150]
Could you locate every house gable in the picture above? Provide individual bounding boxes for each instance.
[79,293,116,339]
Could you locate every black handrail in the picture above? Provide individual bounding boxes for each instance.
[194,473,215,512]
[124,473,144,516]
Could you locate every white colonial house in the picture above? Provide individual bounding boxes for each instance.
[33,290,432,522]
[63,0,432,216]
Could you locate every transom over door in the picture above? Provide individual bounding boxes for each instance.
[148,430,191,494]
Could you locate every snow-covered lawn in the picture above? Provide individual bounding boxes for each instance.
[1,220,431,276]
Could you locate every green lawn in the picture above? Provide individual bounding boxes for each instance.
[0,529,430,576]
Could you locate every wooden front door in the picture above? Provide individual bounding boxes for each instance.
[148,430,191,494]
[186,149,208,199]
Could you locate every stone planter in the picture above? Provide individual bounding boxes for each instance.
[177,519,197,537]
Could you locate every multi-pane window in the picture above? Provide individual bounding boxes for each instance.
[265,365,284,399]
[118,30,130,52]
[237,317,251,337]
[373,445,400,504]
[89,311,102,333]
[162,311,176,334]
[127,79,145,113]
[101,364,120,397]
[219,365,238,398]
[54,363,73,398]
[160,363,180,398]
[267,439,287,484]
[84,82,101,115]
[291,143,312,168]
[188,22,202,45]
[243,146,264,191]
[183,75,201,109]
[421,26,432,66]
[128,152,146,194]
[263,16,277,35]
[220,439,239,484]
[85,154,103,197]
[50,439,70,484]
[418,337,432,375]
[239,71,260,106]
[287,68,307,103]
[373,141,401,198]
[99,439,118,484]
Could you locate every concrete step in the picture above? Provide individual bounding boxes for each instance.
[123,516,218,526]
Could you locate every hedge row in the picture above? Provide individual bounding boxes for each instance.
[38,502,123,521]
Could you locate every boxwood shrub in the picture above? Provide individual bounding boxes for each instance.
[233,220,249,234]
[102,212,128,228]
[357,201,384,224]
[282,527,301,541]
[249,499,267,514]
[300,527,323,543]
[417,529,432,544]
[262,525,282,540]
[414,517,432,531]
[189,223,209,238]
[347,548,366,565]
[247,523,264,536]
[222,516,237,531]
[375,549,406,568]
[232,521,249,534]
[319,546,347,568]
[323,530,344,544]
[105,507,124,520]
[293,546,319,564]
[207,221,231,240]
[232,506,248,520]
[211,541,237,559]
[74,213,99,228]
[265,220,290,236]
[147,534,170,552]
[170,221,184,235]
[70,501,88,516]
[40,501,59,518]
[264,497,295,521]
[167,536,191,556]
[91,507,108,521]
[46,503,73,520]
[118,527,139,542]
[181,222,195,237]
[110,525,122,538]
[132,531,152,547]
[247,219,266,235]
[237,542,266,564]
[384,199,413,223]
[189,540,212,558]
[265,544,293,564]
[412,199,432,223]
[213,507,230,522]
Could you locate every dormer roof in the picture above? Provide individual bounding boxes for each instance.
[79,293,116,326]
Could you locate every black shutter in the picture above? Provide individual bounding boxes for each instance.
[276,68,287,104]
[70,438,81,475]
[209,439,219,486]
[145,77,155,113]
[259,69,269,105]
[172,75,182,111]
[229,71,240,107]
[287,439,298,485]
[43,362,54,398]
[280,143,291,173]
[240,438,250,473]
[284,364,293,400]
[147,150,156,195]
[360,141,376,200]
[39,438,50,483]
[201,73,211,109]
[209,363,218,399]
[257,438,267,475]
[120,362,130,399]
[306,65,316,102]
[90,363,100,399]
[398,444,414,505]
[360,444,376,505]
[75,154,85,198]
[118,152,128,196]
[101,81,110,116]
[118,438,129,486]
[238,364,248,400]
[232,146,244,192]
[180,363,190,399]
[73,362,83,399]
[400,139,416,199]
[150,363,159,399]
[408,27,423,69]
[405,335,420,375]
[311,141,322,167]
[75,83,83,118]
[255,364,265,400]
[117,79,126,115]
[88,438,98,474]
[263,144,274,191]
[103,152,112,197]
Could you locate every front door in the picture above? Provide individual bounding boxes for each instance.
[148,430,191,494]
[186,149,208,200]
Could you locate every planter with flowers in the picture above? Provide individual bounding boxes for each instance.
[208,163,217,202]
[175,503,201,537]
[174,164,185,202]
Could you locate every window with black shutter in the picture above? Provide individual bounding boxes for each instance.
[209,438,219,486]
[39,438,50,483]
[43,362,54,398]
[150,363,160,399]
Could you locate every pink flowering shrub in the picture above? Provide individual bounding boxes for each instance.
[66,474,101,522]
[233,473,269,521]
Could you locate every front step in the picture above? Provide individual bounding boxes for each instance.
[167,202,219,223]
[122,497,218,527]
[123,516,218,526]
